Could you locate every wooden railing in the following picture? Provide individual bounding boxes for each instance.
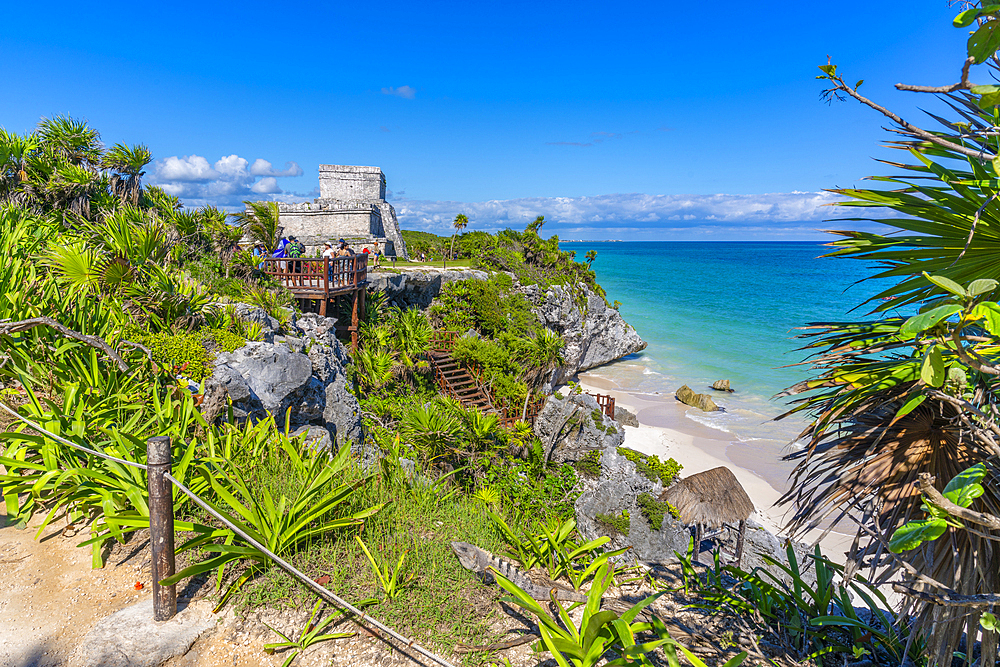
[587,392,616,419]
[429,330,460,353]
[260,254,368,297]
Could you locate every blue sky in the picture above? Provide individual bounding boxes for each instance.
[0,1,970,239]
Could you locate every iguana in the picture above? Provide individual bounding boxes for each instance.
[450,541,588,602]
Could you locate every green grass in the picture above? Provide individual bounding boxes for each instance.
[225,449,511,664]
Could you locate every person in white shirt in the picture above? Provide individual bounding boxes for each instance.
[321,242,336,259]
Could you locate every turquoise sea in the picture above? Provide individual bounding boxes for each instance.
[560,241,899,450]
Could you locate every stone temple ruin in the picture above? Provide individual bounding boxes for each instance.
[277,165,408,259]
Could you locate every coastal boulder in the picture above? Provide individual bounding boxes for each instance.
[206,327,365,449]
[575,444,690,562]
[675,385,720,412]
[533,392,624,464]
[614,405,639,427]
[711,379,734,392]
[522,283,647,386]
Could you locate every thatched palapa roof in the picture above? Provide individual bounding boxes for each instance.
[660,466,754,528]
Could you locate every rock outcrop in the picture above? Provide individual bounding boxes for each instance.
[519,283,646,386]
[206,311,366,455]
[675,385,720,412]
[614,405,639,427]
[711,379,734,392]
[533,392,624,464]
[369,269,488,310]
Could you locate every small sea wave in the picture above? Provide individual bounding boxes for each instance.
[684,410,738,435]
[642,368,661,376]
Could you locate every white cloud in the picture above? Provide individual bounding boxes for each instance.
[381,85,416,99]
[150,153,309,208]
[395,191,880,240]
[157,155,216,182]
[251,177,281,194]
[214,155,249,178]
[250,159,304,178]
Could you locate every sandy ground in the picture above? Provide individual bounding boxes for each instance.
[0,509,155,667]
[576,375,855,562]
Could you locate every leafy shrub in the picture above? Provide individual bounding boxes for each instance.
[451,335,528,409]
[637,491,679,529]
[430,275,539,339]
[595,509,630,535]
[617,446,682,486]
[486,460,580,524]
[573,450,602,478]
[124,326,247,381]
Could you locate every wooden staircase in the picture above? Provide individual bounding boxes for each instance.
[427,349,500,414]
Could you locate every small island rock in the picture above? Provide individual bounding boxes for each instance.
[675,385,720,412]
[711,379,734,392]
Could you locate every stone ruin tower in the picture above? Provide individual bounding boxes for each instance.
[276,165,409,259]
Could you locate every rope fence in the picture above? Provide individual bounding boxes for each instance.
[0,402,456,667]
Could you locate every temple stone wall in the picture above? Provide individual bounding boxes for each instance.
[277,165,408,259]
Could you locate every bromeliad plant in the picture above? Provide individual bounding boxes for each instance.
[489,513,629,591]
[163,438,384,611]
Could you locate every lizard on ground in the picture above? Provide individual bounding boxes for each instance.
[450,541,588,602]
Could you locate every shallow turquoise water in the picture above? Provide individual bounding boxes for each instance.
[560,241,895,445]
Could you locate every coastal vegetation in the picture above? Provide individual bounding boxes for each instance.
[0,117,692,667]
[767,4,1000,666]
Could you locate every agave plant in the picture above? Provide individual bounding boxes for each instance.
[400,403,462,460]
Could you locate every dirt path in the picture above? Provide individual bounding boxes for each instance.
[0,508,154,666]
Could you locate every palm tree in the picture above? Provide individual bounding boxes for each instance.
[102,143,152,207]
[230,201,281,253]
[36,115,102,167]
[779,88,1000,665]
[201,206,245,276]
[446,213,469,268]
[584,250,597,267]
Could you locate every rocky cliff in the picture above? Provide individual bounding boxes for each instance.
[518,283,646,385]
[370,269,646,380]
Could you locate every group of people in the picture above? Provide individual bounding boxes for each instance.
[254,236,383,272]
[322,238,383,269]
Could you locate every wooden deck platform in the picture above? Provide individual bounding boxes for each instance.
[261,255,368,348]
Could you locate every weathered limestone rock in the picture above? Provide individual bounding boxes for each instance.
[711,379,734,392]
[614,405,639,427]
[521,284,647,386]
[575,445,690,562]
[369,269,489,310]
[206,314,365,448]
[68,599,215,667]
[533,392,624,464]
[291,424,333,452]
[675,385,720,412]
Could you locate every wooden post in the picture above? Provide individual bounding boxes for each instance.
[147,436,176,621]
[351,288,360,351]
[735,519,746,568]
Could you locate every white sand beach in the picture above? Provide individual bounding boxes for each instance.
[577,374,855,561]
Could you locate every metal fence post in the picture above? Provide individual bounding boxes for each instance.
[147,436,176,621]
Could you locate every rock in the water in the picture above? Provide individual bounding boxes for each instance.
[523,284,647,386]
[711,379,733,392]
[675,385,720,412]
[68,599,215,667]
[533,392,624,464]
[614,405,639,427]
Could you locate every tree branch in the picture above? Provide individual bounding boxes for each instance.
[893,583,1000,607]
[825,71,992,161]
[917,472,1000,530]
[895,57,976,94]
[0,317,130,373]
